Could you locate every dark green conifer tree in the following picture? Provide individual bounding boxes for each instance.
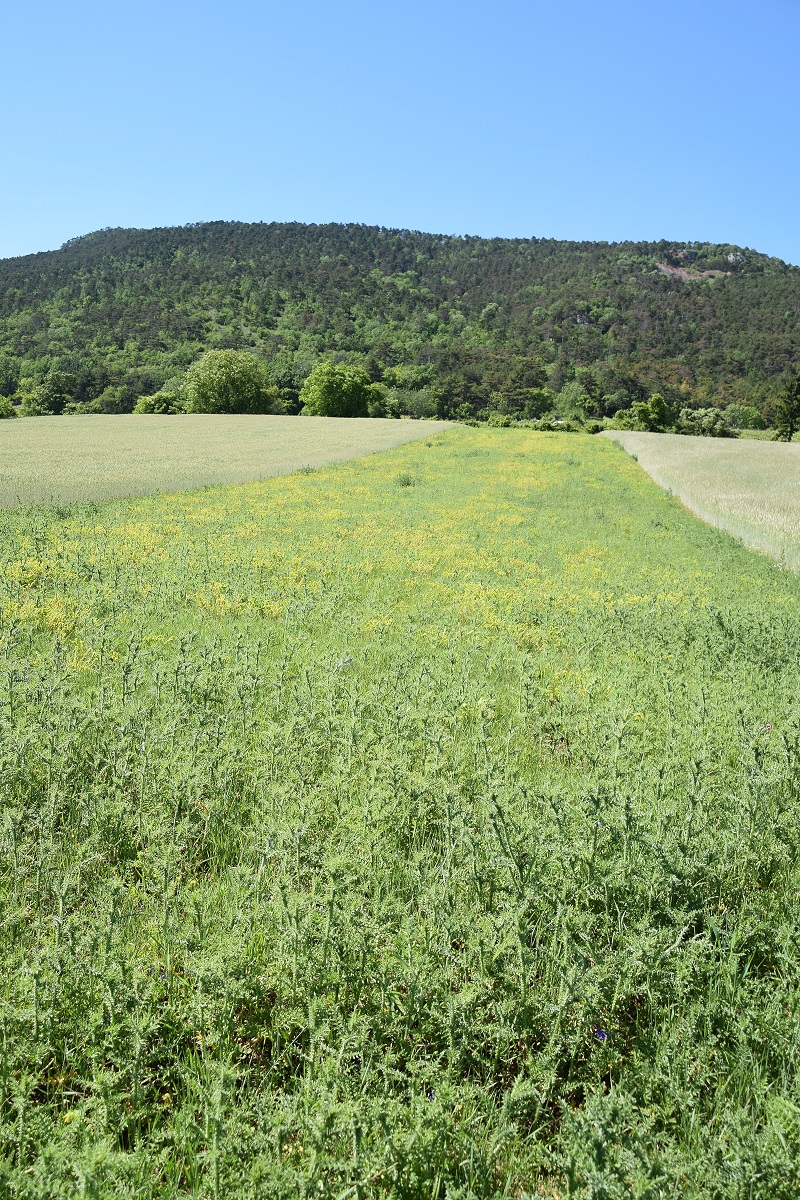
[775,374,800,442]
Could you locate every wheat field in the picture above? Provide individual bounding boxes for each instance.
[0,414,453,505]
[604,429,800,568]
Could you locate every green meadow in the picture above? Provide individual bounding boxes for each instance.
[2,428,800,1197]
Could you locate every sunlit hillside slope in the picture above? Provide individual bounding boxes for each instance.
[0,222,798,417]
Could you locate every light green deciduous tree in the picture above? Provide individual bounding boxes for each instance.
[183,351,282,415]
[299,362,381,418]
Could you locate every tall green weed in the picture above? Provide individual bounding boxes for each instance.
[1,430,799,1196]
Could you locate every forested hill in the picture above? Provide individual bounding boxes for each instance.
[0,220,798,419]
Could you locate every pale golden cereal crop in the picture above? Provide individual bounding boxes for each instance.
[604,430,800,568]
[0,413,453,505]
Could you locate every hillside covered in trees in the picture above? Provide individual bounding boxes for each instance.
[0,221,798,421]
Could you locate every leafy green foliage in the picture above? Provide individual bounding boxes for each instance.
[676,406,737,437]
[0,395,16,418]
[133,391,187,414]
[14,370,79,416]
[387,386,438,419]
[0,350,19,397]
[133,378,188,414]
[610,392,673,432]
[183,350,283,414]
[723,402,767,430]
[299,361,380,417]
[2,431,800,1195]
[0,222,798,421]
[775,374,800,441]
[608,396,747,439]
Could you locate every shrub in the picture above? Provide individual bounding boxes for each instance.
[13,376,52,420]
[535,417,583,432]
[676,407,737,438]
[134,390,187,415]
[18,393,48,416]
[0,395,17,419]
[84,386,137,414]
[612,393,673,432]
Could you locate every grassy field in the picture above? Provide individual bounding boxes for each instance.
[3,428,800,1197]
[0,415,453,506]
[604,429,800,568]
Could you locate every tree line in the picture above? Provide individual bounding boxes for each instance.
[0,221,799,429]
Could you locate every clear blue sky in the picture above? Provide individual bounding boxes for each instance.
[2,0,799,262]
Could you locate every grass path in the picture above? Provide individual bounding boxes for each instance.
[0,413,453,505]
[3,429,800,1196]
[604,428,800,568]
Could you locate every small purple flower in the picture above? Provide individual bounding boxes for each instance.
[594,1028,609,1041]
[765,723,772,731]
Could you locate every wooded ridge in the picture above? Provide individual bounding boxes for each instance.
[0,221,797,420]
